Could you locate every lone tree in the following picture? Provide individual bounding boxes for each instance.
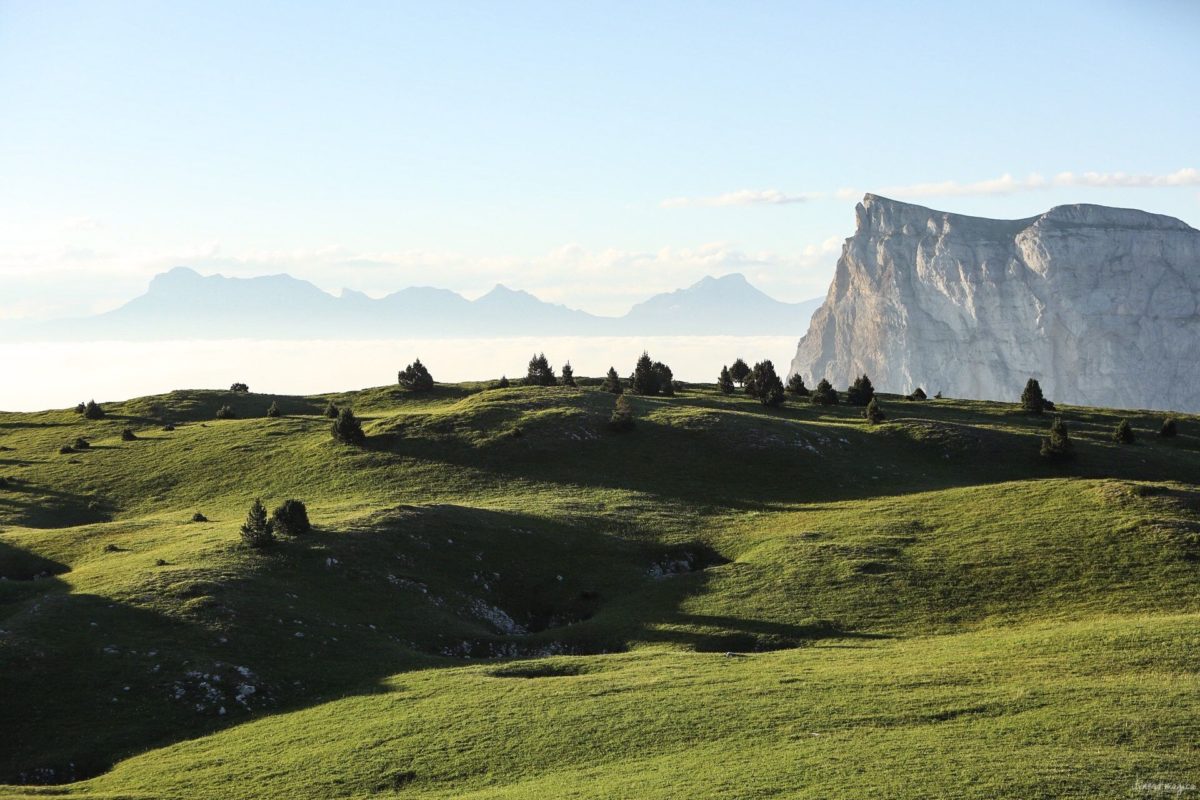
[74,402,86,414]
[908,387,927,401]
[230,382,249,393]
[729,358,751,388]
[272,499,311,536]
[497,375,510,389]
[717,365,735,395]
[560,362,576,387]
[1021,378,1046,415]
[215,405,236,419]
[1160,417,1178,438]
[609,394,635,432]
[240,499,275,548]
[631,352,660,395]
[746,360,786,407]
[73,437,90,450]
[1113,419,1135,444]
[846,374,875,406]
[786,373,809,397]
[121,428,137,441]
[398,359,434,391]
[525,353,556,387]
[331,407,365,445]
[864,397,885,424]
[83,399,105,420]
[266,401,281,418]
[324,401,339,418]
[812,378,839,406]
[653,361,675,396]
[601,367,623,395]
[1040,415,1074,462]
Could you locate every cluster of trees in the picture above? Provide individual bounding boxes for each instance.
[630,352,675,396]
[240,498,312,548]
[73,400,104,420]
[398,359,434,391]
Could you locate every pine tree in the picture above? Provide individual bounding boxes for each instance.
[846,374,875,406]
[83,399,104,420]
[240,499,275,548]
[121,428,137,441]
[272,499,312,536]
[331,407,365,445]
[1021,378,1045,415]
[729,358,751,388]
[653,361,674,396]
[266,401,281,418]
[74,402,86,414]
[1160,417,1178,438]
[746,360,786,407]
[560,362,576,387]
[525,353,556,387]
[811,379,839,406]
[1113,419,1135,444]
[609,394,635,432]
[865,397,885,424]
[786,373,809,397]
[631,352,660,395]
[908,387,927,401]
[601,367,623,394]
[498,375,510,389]
[1040,415,1074,462]
[398,359,434,391]
[324,401,339,418]
[717,365,734,395]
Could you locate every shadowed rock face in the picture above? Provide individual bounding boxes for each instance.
[791,194,1200,411]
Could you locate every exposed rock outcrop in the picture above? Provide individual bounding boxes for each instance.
[791,194,1200,411]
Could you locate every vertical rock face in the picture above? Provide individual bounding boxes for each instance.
[790,194,1200,411]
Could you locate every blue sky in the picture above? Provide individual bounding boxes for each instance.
[1,0,1197,318]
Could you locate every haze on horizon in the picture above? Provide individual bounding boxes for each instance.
[1,0,1198,323]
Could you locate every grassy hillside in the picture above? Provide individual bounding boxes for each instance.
[1,381,1198,798]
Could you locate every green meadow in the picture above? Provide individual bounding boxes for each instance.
[1,379,1198,798]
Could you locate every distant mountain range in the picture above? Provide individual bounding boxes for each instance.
[2,268,822,340]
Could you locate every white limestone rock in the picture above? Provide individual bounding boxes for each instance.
[790,194,1200,411]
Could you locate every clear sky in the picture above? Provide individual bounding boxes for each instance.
[1,0,1197,319]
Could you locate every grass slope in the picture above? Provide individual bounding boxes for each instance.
[0,383,1197,798]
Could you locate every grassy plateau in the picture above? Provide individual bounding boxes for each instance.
[1,378,1198,798]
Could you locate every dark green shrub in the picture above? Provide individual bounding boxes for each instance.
[192,512,208,523]
[272,499,311,536]
[331,407,365,444]
[865,397,885,424]
[162,423,176,431]
[74,402,86,414]
[83,399,104,420]
[560,363,576,387]
[266,401,281,418]
[324,401,339,419]
[121,428,137,441]
[497,375,510,389]
[59,445,74,455]
[601,367,623,394]
[812,379,839,406]
[1160,417,1178,438]
[1021,378,1045,415]
[398,359,434,391]
[239,499,275,548]
[786,373,809,397]
[609,395,635,432]
[717,365,734,395]
[230,382,249,393]
[1040,416,1074,462]
[846,374,875,406]
[746,360,785,407]
[1113,419,1135,444]
[216,405,236,419]
[908,387,927,401]
[73,437,90,450]
[729,358,750,388]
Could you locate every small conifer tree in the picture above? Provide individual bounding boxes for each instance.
[525,353,556,387]
[240,499,275,548]
[73,437,90,450]
[74,402,86,414]
[846,374,875,406]
[498,375,510,388]
[786,373,809,397]
[1113,419,1135,444]
[560,362,576,387]
[1021,378,1045,415]
[266,401,281,418]
[812,379,839,406]
[609,394,635,432]
[398,359,434,391]
[729,358,751,388]
[1040,415,1074,462]
[83,399,105,420]
[324,401,339,418]
[331,407,366,444]
[865,397,885,424]
[602,367,623,394]
[717,366,734,395]
[121,428,137,441]
[908,387,927,401]
[272,499,312,536]
[631,352,659,395]
[1160,417,1178,438]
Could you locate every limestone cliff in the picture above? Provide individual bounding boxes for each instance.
[790,194,1200,411]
